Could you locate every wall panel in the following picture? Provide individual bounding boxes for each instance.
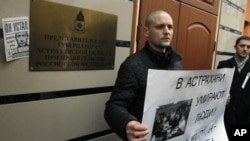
[214,0,247,68]
[0,0,132,140]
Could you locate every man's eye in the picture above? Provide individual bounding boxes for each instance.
[239,44,250,49]
[156,24,173,30]
[156,25,165,29]
[167,25,173,30]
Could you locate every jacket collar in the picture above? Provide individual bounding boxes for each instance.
[144,41,182,62]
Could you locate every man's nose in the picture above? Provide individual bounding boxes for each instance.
[163,27,170,33]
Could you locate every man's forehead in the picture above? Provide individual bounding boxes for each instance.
[152,15,173,23]
[239,40,250,44]
[152,21,173,26]
[17,32,27,35]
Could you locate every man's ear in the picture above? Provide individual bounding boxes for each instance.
[234,45,237,50]
[143,27,149,37]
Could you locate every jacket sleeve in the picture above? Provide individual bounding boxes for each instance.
[104,60,139,140]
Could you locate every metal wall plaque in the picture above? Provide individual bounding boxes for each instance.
[29,0,117,71]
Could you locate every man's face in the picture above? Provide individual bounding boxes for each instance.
[234,39,250,59]
[15,32,28,47]
[144,13,173,51]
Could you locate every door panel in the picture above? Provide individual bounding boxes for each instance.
[180,0,220,15]
[176,3,217,70]
[137,0,218,70]
[137,0,180,51]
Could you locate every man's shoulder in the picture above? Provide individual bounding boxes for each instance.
[219,57,234,63]
[124,48,146,62]
[217,57,234,68]
[119,49,149,72]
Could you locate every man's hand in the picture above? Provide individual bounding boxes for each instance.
[126,121,149,141]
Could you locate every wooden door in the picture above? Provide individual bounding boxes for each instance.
[137,0,180,51]
[180,0,220,15]
[136,0,219,70]
[176,3,217,70]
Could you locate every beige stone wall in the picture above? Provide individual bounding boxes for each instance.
[214,0,247,68]
[0,0,132,140]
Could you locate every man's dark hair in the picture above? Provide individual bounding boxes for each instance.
[235,35,250,45]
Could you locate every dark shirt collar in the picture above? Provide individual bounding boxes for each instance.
[144,41,182,62]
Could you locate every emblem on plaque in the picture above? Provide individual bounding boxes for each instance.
[75,10,85,33]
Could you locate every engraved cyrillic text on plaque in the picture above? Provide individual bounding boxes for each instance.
[29,0,117,71]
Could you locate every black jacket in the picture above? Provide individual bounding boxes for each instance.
[217,57,250,124]
[104,41,182,140]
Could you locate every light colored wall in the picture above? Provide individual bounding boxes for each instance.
[0,0,131,140]
[0,0,132,95]
[214,0,247,68]
[1,0,248,140]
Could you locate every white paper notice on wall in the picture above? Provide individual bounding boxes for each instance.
[2,17,29,62]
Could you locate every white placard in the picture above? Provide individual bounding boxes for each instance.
[142,68,234,141]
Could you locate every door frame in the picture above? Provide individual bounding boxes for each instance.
[130,0,140,55]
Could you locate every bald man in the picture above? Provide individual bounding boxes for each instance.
[105,10,182,141]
